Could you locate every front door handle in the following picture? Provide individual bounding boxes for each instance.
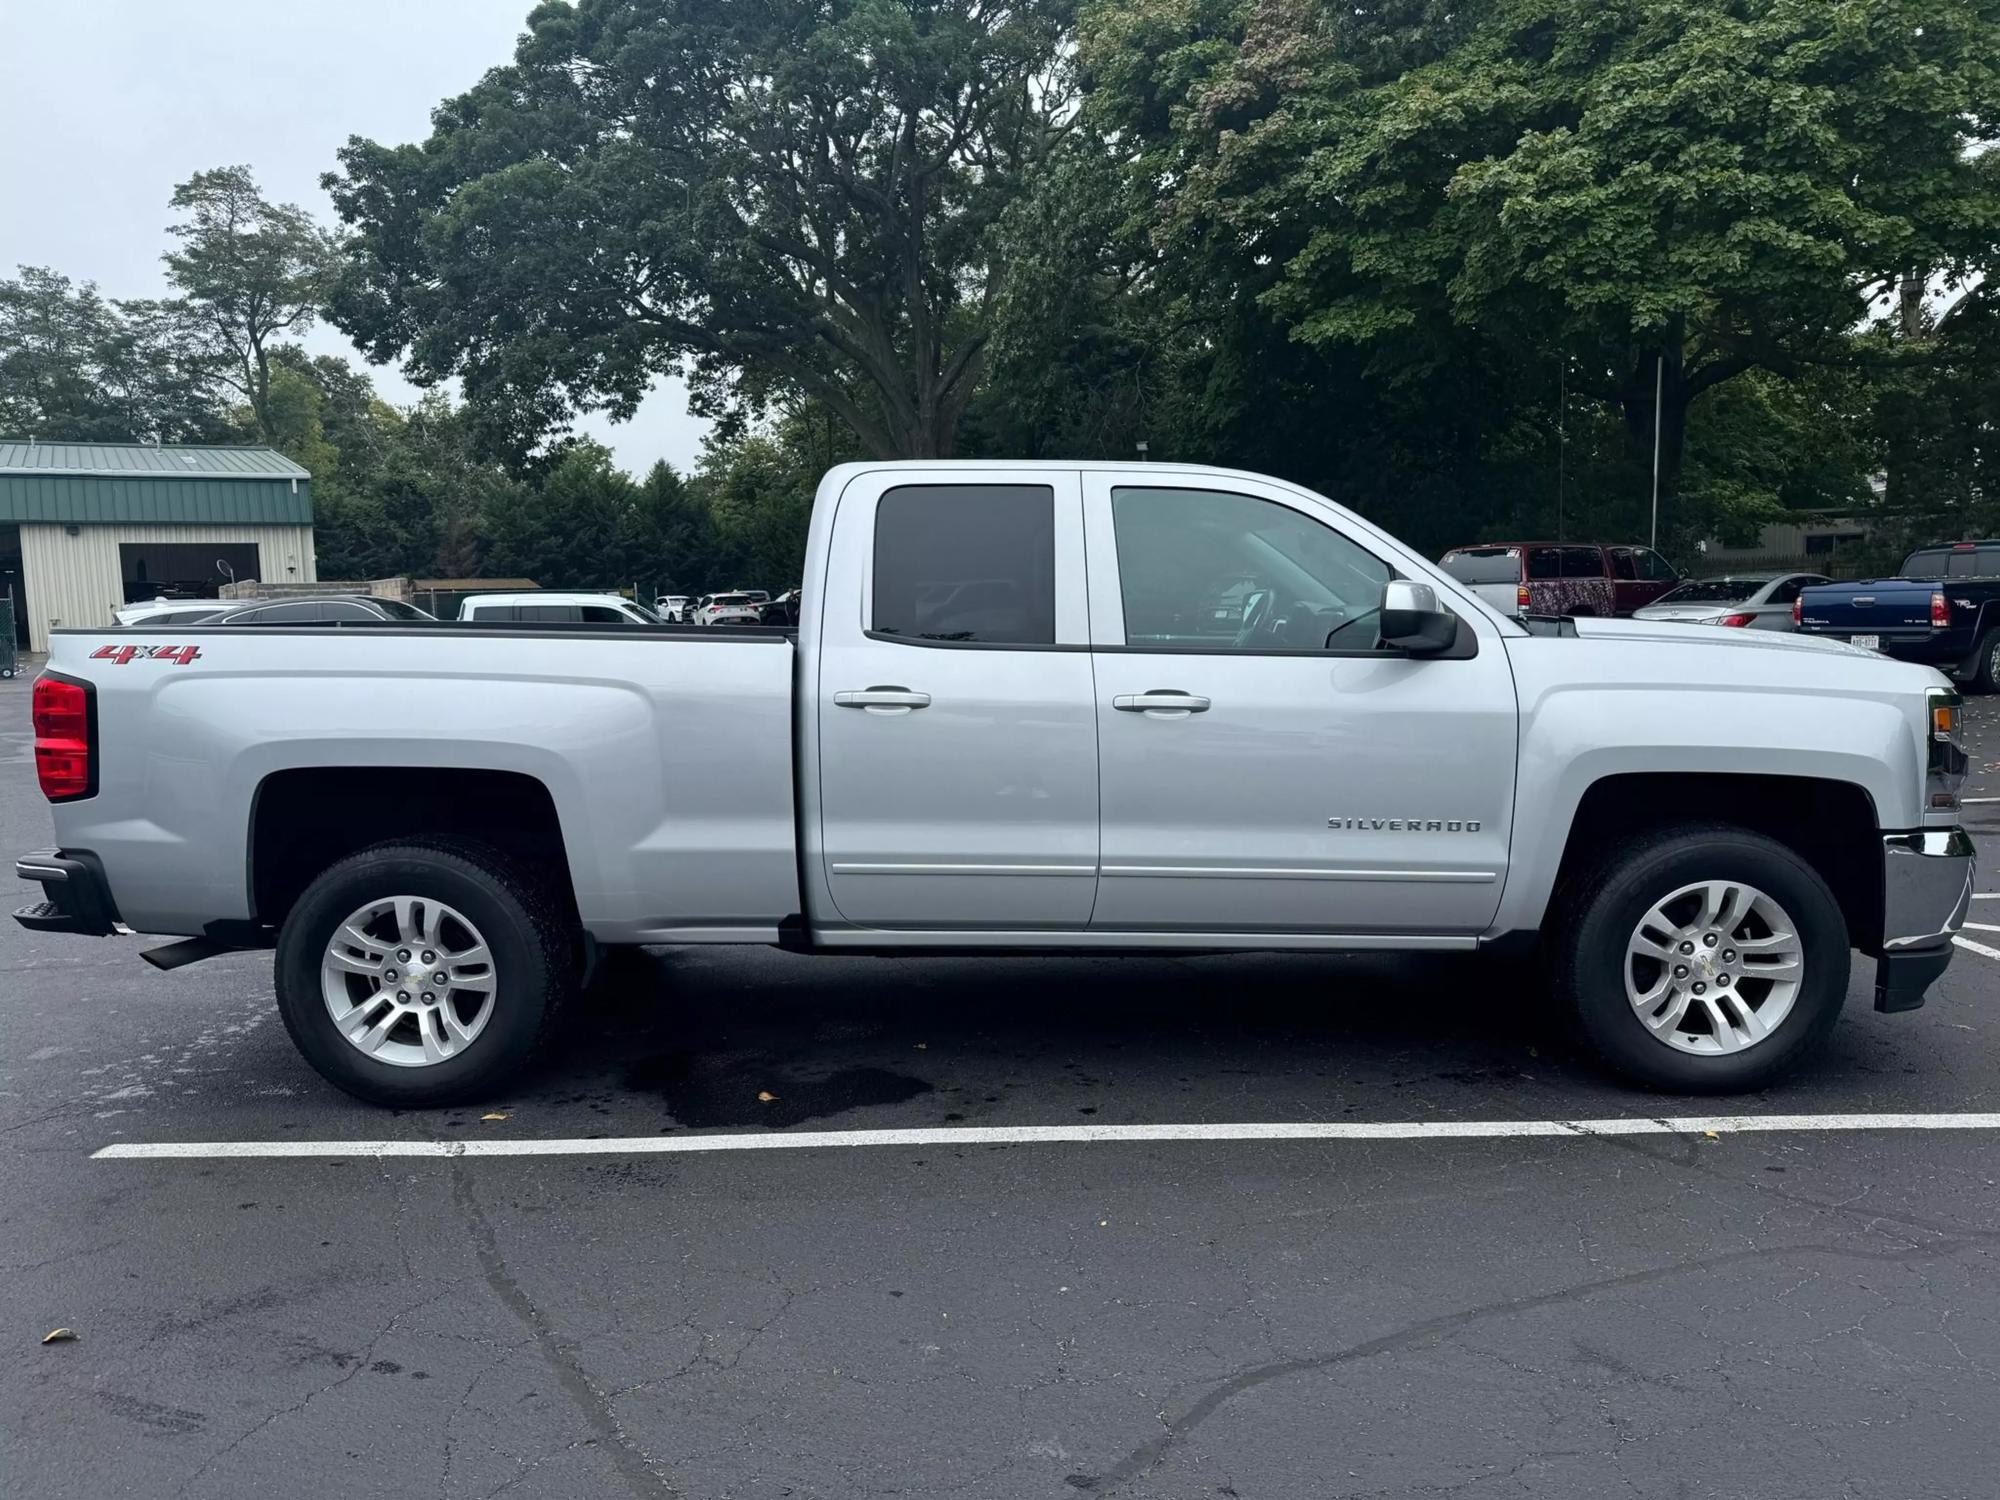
[834,686,931,713]
[1113,690,1211,717]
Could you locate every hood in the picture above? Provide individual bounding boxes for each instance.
[1566,614,1873,659]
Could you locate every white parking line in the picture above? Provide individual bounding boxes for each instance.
[1962,921,2000,933]
[1954,934,2000,961]
[1972,894,2000,901]
[88,1114,2000,1160]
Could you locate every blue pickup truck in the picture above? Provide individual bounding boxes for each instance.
[1796,541,2000,689]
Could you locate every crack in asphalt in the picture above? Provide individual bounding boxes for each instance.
[1086,1226,1998,1493]
[449,1161,678,1498]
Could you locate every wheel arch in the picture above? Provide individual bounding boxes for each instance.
[249,766,578,930]
[1523,772,1883,954]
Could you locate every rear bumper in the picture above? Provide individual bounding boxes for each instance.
[1874,829,1975,1012]
[11,849,120,937]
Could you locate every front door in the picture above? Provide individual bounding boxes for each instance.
[814,470,1100,930]
[1083,475,1517,936]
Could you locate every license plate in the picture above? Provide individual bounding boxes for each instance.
[1851,634,1880,651]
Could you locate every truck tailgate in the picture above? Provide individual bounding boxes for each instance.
[1798,579,1938,643]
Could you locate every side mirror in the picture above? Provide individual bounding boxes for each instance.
[1380,580,1457,656]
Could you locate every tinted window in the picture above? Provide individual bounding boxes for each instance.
[1658,578,1762,605]
[320,601,377,621]
[1903,550,1950,577]
[1526,547,1563,580]
[873,484,1055,645]
[1561,547,1605,579]
[519,604,579,623]
[1608,548,1637,580]
[1635,548,1677,581]
[1764,579,1802,605]
[1440,548,1520,585]
[374,598,432,620]
[1110,487,1390,652]
[226,600,321,623]
[580,605,629,623]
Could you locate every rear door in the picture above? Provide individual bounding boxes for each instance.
[1561,546,1616,616]
[814,469,1099,930]
[1083,474,1516,936]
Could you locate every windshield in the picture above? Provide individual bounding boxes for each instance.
[1654,578,1763,605]
[1440,548,1520,585]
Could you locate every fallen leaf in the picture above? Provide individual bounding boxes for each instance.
[481,1112,509,1122]
[757,1091,778,1103]
[1703,1130,1720,1139]
[914,1042,928,1051]
[41,1329,76,1344]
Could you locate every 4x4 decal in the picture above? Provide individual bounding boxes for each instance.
[90,644,204,666]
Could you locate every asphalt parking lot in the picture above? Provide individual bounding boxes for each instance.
[5,661,2000,1499]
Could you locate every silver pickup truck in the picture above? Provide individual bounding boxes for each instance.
[14,462,1976,1103]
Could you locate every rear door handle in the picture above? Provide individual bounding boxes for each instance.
[1113,690,1211,716]
[834,687,931,712]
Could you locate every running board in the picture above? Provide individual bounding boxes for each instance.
[141,924,276,971]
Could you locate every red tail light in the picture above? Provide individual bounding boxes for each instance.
[1516,584,1531,612]
[1932,591,1950,628]
[1792,596,1802,626]
[1718,612,1756,628]
[32,674,94,801]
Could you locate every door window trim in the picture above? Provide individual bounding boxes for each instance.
[830,469,1091,651]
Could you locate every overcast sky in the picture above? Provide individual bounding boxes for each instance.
[0,0,709,473]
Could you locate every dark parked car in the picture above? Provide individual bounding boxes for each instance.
[1438,542,1680,617]
[757,587,803,627]
[211,596,437,625]
[1797,541,2000,689]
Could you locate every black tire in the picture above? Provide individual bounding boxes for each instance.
[1551,823,1850,1092]
[1969,628,2000,694]
[274,838,577,1106]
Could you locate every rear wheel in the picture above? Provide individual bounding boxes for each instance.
[1969,628,2000,694]
[1552,824,1849,1092]
[274,839,577,1106]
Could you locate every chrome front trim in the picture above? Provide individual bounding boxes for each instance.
[1099,866,1498,883]
[830,863,1096,877]
[1881,829,1975,951]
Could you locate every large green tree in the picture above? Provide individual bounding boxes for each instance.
[1083,0,2000,526]
[139,166,343,443]
[0,266,228,443]
[326,0,1077,462]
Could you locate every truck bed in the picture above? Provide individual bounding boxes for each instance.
[39,621,803,943]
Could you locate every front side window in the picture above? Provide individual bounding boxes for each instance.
[1110,487,1391,652]
[580,605,630,623]
[1636,548,1677,581]
[872,485,1055,645]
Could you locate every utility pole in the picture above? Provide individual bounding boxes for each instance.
[1649,353,1664,550]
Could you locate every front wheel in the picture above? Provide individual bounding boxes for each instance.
[274,839,577,1106]
[1552,824,1849,1092]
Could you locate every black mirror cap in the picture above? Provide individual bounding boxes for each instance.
[1382,605,1459,655]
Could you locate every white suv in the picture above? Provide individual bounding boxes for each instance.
[457,592,657,625]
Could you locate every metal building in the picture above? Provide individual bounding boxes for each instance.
[0,441,316,652]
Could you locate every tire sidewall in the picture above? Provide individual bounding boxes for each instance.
[1566,831,1850,1092]
[275,848,553,1106]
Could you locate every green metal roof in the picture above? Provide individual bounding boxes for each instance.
[0,442,312,524]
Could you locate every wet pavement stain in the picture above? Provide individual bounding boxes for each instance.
[627,1052,934,1128]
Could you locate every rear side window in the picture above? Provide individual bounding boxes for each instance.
[1561,547,1604,579]
[231,600,321,623]
[1440,548,1520,585]
[872,485,1055,645]
[1526,547,1562,580]
[519,604,580,623]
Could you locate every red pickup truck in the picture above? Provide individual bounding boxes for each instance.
[1439,542,1681,617]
